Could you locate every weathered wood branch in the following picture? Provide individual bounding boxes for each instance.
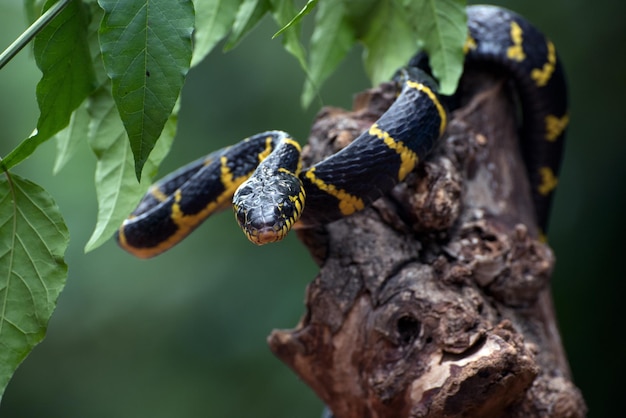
[268,72,586,418]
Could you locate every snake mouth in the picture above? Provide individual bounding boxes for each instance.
[246,225,286,245]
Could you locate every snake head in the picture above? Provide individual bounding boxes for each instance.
[233,168,305,245]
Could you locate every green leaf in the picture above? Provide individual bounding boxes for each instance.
[53,3,107,175]
[360,0,419,86]
[341,0,379,24]
[407,0,467,95]
[85,2,108,87]
[97,0,193,180]
[302,0,355,107]
[0,173,69,401]
[269,0,307,70]
[52,103,90,174]
[191,0,243,67]
[84,86,176,253]
[224,0,270,50]
[273,0,318,38]
[225,0,307,69]
[295,0,467,100]
[1,0,95,171]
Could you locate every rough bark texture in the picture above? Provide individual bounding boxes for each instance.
[268,72,586,418]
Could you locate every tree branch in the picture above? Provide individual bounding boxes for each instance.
[269,72,586,417]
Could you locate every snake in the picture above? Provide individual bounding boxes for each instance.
[117,5,568,259]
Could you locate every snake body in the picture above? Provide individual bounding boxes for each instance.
[117,5,568,258]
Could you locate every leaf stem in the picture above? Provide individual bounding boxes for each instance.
[0,0,71,71]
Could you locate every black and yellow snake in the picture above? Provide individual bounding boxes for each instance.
[117,5,568,259]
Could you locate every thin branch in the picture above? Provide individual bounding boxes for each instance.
[0,0,71,71]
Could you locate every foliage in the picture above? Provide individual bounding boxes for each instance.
[0,173,68,402]
[0,0,467,401]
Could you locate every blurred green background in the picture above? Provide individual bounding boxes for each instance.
[0,0,623,417]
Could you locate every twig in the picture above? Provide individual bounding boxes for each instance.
[0,0,71,71]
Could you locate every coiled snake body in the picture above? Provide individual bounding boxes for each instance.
[117,6,568,259]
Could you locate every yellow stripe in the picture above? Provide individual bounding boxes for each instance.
[537,166,558,196]
[405,80,447,137]
[257,136,273,162]
[545,113,569,142]
[124,157,251,258]
[305,167,364,216]
[369,123,418,181]
[150,186,168,202]
[531,41,556,87]
[289,189,305,216]
[168,157,250,242]
[463,34,477,54]
[283,137,302,152]
[283,137,303,175]
[507,21,526,62]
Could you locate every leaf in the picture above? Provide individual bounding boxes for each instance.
[84,86,176,252]
[84,2,108,87]
[224,0,270,51]
[301,0,355,107]
[53,3,107,175]
[52,103,90,174]
[225,0,307,69]
[341,0,379,23]
[268,0,308,70]
[360,0,419,86]
[407,0,467,95]
[191,0,243,67]
[97,0,193,180]
[273,0,318,38]
[0,173,69,401]
[296,0,467,100]
[1,0,95,171]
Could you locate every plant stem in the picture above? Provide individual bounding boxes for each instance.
[0,0,71,71]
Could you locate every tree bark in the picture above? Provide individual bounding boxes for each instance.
[268,72,587,418]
